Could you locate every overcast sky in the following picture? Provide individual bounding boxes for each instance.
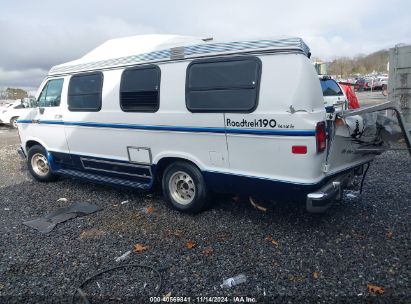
[1,0,410,91]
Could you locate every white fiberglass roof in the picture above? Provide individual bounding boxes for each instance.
[49,34,310,75]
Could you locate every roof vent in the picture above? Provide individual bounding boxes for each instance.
[170,47,185,60]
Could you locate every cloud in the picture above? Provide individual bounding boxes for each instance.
[0,68,47,91]
[0,17,157,71]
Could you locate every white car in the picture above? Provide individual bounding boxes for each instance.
[319,76,348,110]
[375,76,388,90]
[0,100,34,128]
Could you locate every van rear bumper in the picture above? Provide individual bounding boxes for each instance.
[306,175,345,213]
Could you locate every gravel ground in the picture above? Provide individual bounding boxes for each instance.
[356,91,387,106]
[0,126,410,303]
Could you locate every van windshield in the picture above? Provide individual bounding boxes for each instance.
[320,79,343,96]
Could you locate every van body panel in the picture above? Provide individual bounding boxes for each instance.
[30,76,71,155]
[225,55,326,184]
[17,35,409,207]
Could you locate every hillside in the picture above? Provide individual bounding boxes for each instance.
[327,49,389,76]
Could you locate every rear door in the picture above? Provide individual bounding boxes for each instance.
[326,101,411,175]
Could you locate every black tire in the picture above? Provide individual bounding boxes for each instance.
[27,145,58,182]
[10,117,18,129]
[162,161,209,214]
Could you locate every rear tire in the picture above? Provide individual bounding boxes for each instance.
[27,145,58,182]
[10,117,18,129]
[162,161,209,214]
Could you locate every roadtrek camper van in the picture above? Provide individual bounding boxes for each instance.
[16,35,411,213]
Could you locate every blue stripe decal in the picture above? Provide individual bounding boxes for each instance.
[17,120,315,136]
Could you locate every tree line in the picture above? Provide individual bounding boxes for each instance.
[325,49,389,77]
[0,88,28,100]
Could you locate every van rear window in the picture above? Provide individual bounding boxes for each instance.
[120,65,160,112]
[68,73,103,111]
[186,57,261,112]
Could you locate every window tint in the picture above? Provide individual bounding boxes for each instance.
[120,66,160,112]
[186,57,261,112]
[38,79,64,107]
[68,73,103,111]
[320,79,343,96]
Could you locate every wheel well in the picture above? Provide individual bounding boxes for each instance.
[26,140,42,151]
[10,116,18,122]
[155,157,200,181]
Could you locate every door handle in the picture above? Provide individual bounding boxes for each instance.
[54,114,63,120]
[32,119,40,124]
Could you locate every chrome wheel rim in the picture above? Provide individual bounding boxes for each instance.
[12,119,18,128]
[31,153,49,177]
[169,171,196,205]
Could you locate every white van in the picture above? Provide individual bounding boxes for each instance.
[16,35,410,213]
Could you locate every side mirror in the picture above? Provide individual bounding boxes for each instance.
[39,107,45,114]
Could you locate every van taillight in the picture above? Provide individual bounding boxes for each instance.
[316,121,326,153]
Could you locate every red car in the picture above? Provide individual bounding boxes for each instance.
[354,78,368,91]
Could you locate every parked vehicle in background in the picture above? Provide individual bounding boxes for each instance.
[0,99,35,128]
[0,102,14,111]
[354,78,368,91]
[319,76,348,109]
[375,76,388,90]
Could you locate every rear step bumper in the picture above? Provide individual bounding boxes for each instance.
[306,177,344,213]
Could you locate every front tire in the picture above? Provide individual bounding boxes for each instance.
[162,161,209,214]
[27,145,58,182]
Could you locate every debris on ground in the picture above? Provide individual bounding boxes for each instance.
[163,292,172,298]
[220,274,247,288]
[186,240,197,249]
[367,283,385,295]
[133,243,148,253]
[120,200,129,205]
[22,202,102,233]
[114,250,132,262]
[140,206,155,214]
[249,196,267,212]
[72,264,162,303]
[344,190,360,199]
[57,198,68,203]
[266,235,279,246]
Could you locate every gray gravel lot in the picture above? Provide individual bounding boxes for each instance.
[0,126,410,303]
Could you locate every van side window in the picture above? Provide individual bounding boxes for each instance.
[68,73,103,112]
[38,79,64,107]
[120,65,160,112]
[186,57,261,112]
